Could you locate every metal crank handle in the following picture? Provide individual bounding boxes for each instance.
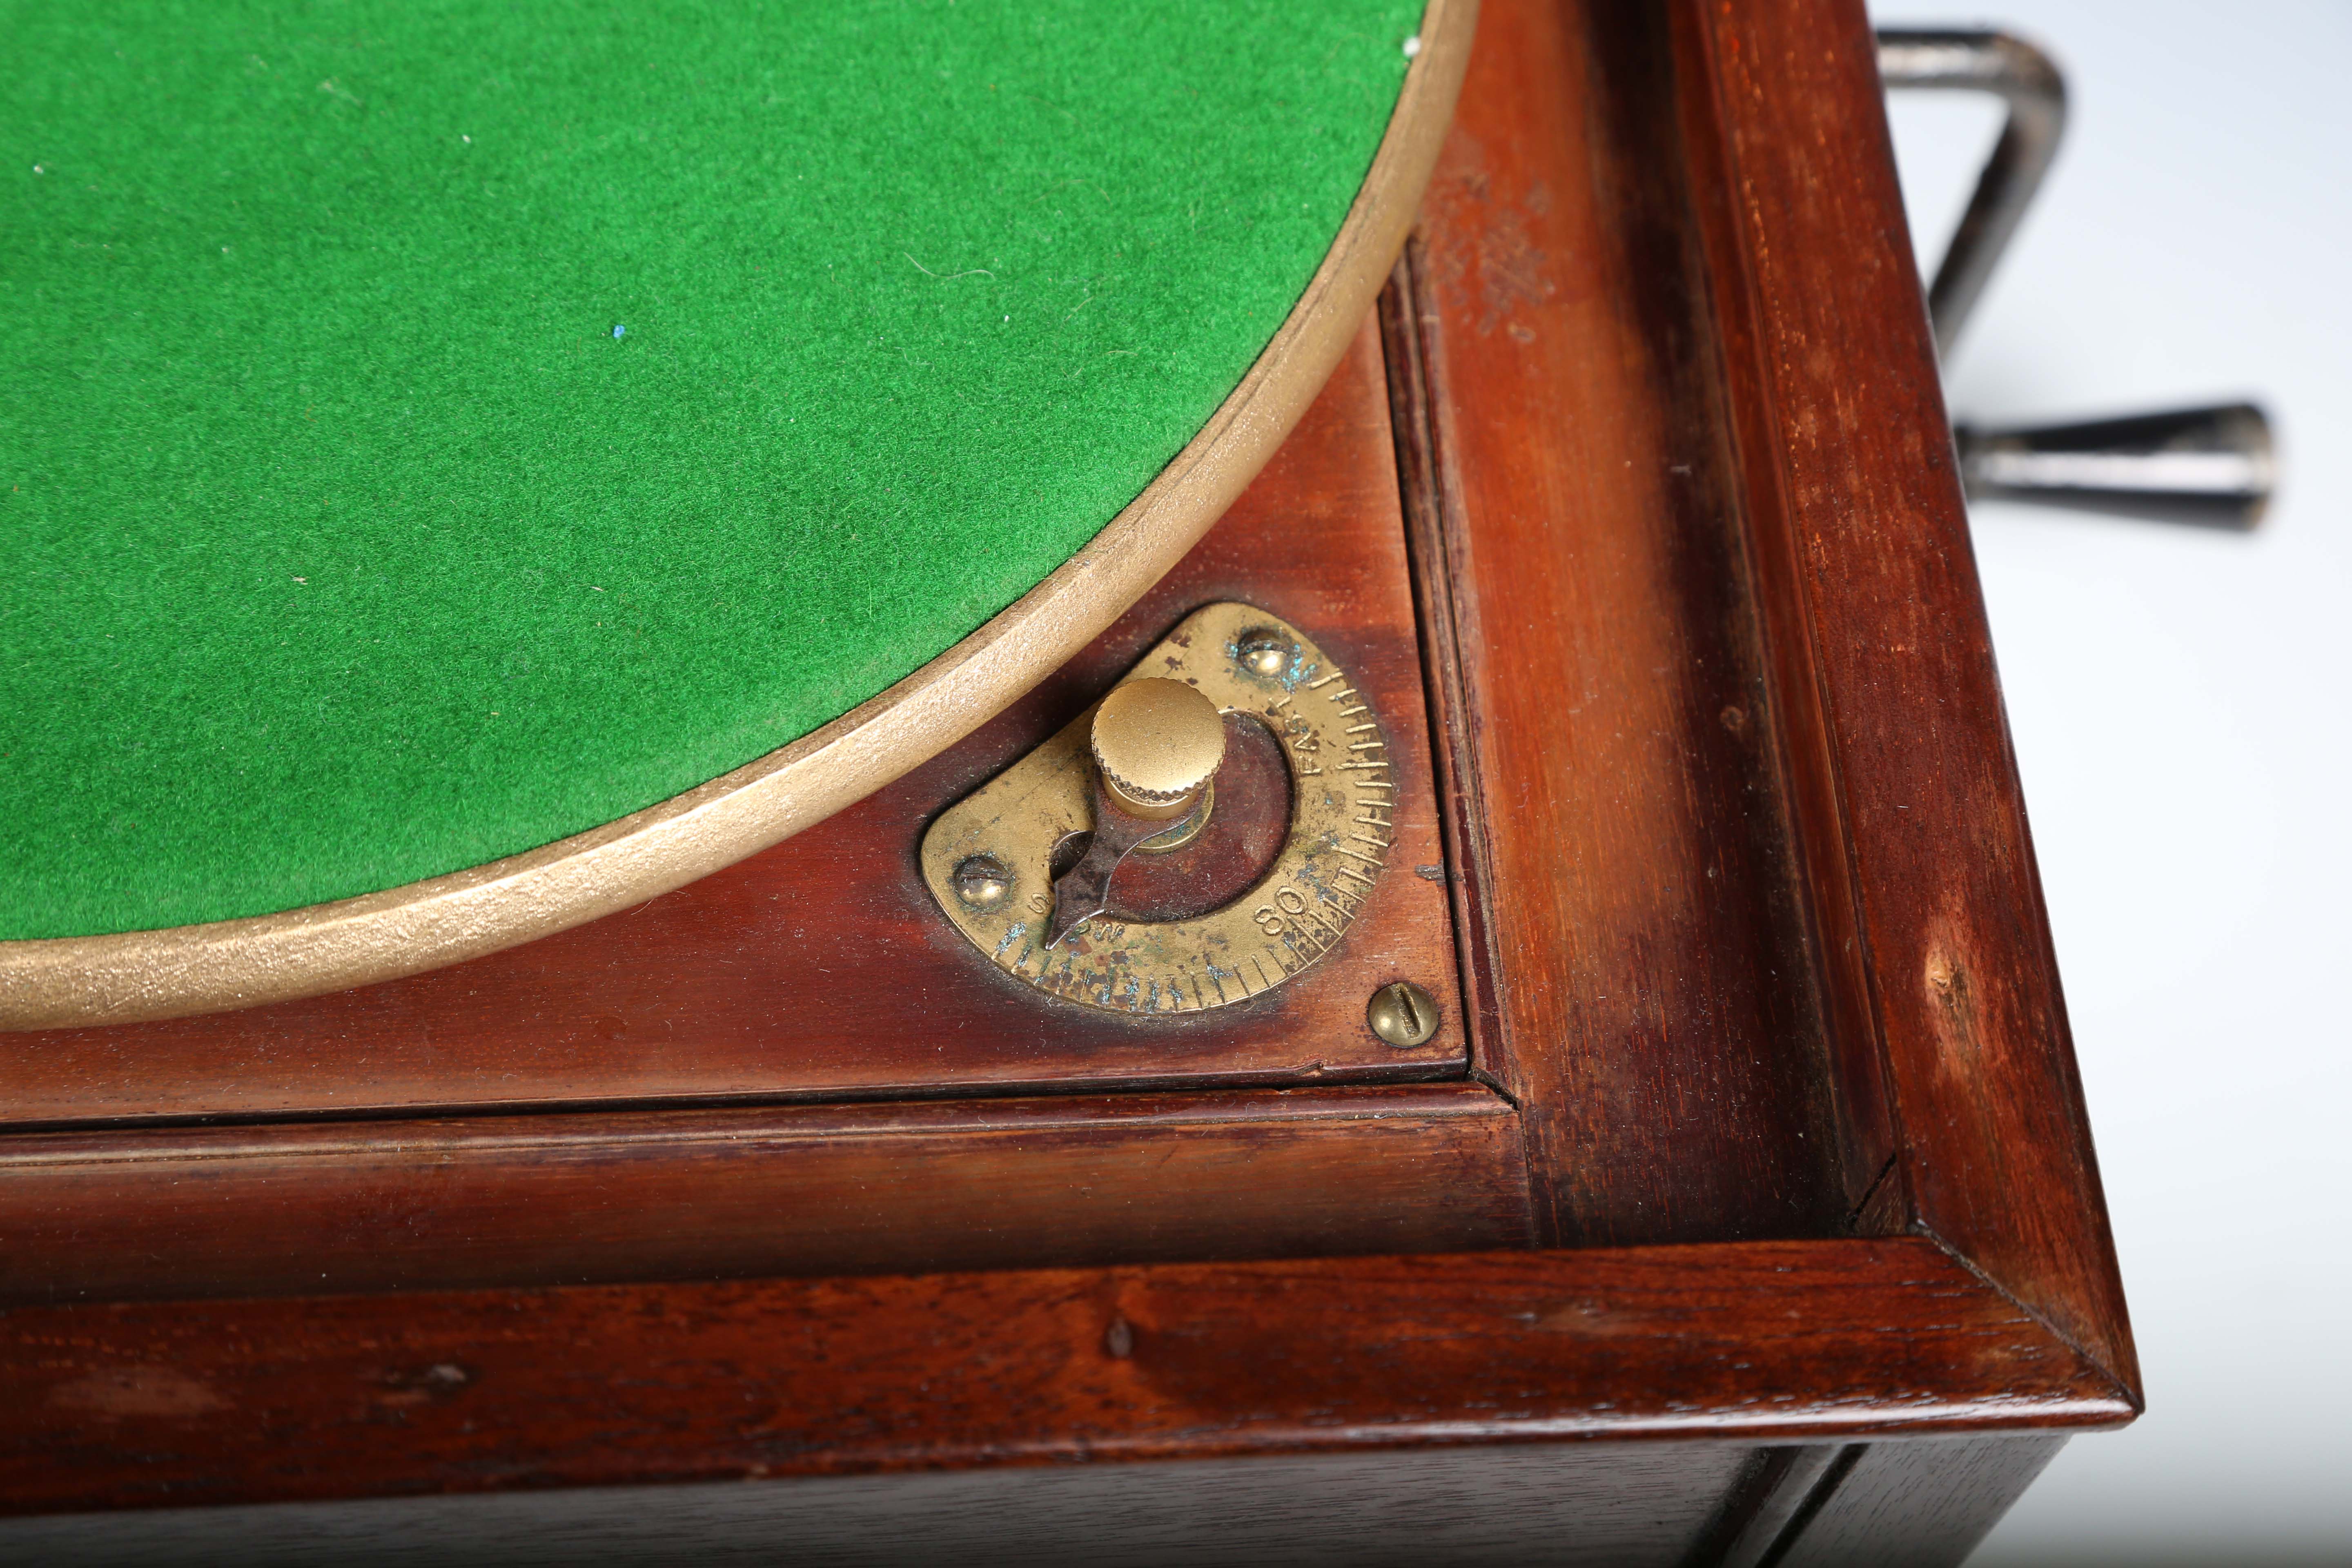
[1878,28,2276,530]
[1955,403,2273,532]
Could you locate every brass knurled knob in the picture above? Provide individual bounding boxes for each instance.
[1090,678,1226,820]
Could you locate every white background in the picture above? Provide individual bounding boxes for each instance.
[1867,2,2352,1563]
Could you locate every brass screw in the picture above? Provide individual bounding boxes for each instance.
[1366,981,1440,1048]
[952,853,1011,909]
[1234,628,1291,678]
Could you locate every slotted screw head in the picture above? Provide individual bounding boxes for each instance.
[953,853,1011,909]
[1366,980,1440,1048]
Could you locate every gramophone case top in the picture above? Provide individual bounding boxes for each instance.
[2,0,1431,947]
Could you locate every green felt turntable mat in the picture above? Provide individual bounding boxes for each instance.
[2,0,1421,940]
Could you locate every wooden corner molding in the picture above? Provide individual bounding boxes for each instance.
[0,1238,2134,1519]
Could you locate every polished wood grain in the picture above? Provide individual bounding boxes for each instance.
[0,1085,1530,1305]
[0,1238,2128,1519]
[1770,1437,2066,1568]
[1680,1436,2063,1568]
[1401,0,1849,1246]
[1677,0,2137,1392]
[1,320,1466,1127]
[0,1446,1759,1566]
[1697,1445,1847,1568]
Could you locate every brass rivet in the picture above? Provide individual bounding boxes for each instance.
[1366,980,1440,1048]
[1234,628,1291,678]
[952,853,1011,909]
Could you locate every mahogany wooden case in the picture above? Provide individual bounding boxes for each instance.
[0,2,2135,1563]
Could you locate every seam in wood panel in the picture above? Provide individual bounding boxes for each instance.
[0,1085,1523,1172]
[0,1046,1483,1138]
[1755,1444,1869,1568]
[1914,1227,2145,1416]
[1684,1444,1845,1568]
[1843,1150,1903,1235]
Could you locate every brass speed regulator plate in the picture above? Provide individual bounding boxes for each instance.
[921,604,1395,1015]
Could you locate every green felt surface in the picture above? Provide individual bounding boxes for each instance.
[2,0,1419,940]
